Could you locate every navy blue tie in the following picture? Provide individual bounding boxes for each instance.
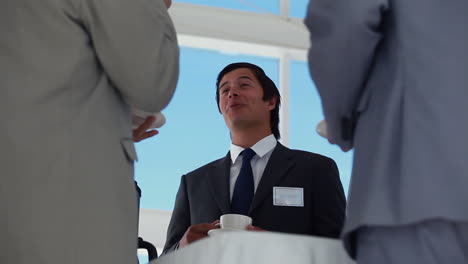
[231,148,256,215]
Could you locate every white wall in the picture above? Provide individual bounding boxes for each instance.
[138,208,173,253]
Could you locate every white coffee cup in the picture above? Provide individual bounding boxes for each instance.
[220,214,252,230]
[316,119,328,139]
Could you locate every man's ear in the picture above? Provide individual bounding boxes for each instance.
[267,96,278,111]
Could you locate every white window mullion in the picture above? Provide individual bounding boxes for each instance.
[279,0,290,18]
[278,53,290,147]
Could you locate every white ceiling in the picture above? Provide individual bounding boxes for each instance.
[168,2,310,61]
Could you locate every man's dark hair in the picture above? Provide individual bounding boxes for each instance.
[216,62,281,139]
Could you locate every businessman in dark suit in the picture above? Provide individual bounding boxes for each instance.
[163,62,346,253]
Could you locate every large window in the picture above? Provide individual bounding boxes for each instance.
[177,0,310,18]
[135,1,353,252]
[135,49,352,211]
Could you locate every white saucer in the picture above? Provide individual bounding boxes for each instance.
[207,228,246,237]
[132,109,166,129]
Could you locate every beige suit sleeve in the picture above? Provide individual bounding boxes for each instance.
[78,0,179,113]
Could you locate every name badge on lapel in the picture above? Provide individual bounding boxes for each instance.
[273,187,304,207]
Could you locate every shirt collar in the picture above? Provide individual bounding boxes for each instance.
[230,134,277,164]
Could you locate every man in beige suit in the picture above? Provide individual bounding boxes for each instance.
[0,0,179,263]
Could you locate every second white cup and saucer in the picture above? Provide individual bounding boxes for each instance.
[207,214,252,237]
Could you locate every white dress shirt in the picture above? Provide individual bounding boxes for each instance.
[229,134,277,200]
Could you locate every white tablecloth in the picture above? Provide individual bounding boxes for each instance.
[153,231,355,264]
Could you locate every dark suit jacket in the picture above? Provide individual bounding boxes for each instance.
[163,143,346,253]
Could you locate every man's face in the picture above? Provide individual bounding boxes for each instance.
[217,68,276,131]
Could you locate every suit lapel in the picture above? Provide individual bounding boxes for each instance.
[207,152,232,214]
[249,143,295,214]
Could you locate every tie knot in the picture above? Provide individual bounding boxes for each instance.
[242,148,256,162]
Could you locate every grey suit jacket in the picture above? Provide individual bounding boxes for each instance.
[305,0,468,257]
[163,143,346,253]
[0,0,178,263]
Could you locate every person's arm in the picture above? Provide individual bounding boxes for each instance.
[162,175,192,254]
[313,157,346,238]
[178,221,219,248]
[79,0,179,113]
[305,0,388,150]
[163,175,220,254]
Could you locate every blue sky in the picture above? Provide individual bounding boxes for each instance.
[177,0,310,17]
[134,0,353,210]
